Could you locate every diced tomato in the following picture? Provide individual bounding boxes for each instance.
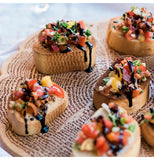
[144,114,152,120]
[122,136,128,146]
[121,113,133,123]
[13,88,25,101]
[144,70,150,77]
[47,84,64,98]
[132,89,141,98]
[104,120,113,130]
[145,32,153,42]
[128,11,134,17]
[126,57,133,62]
[41,35,46,42]
[134,73,142,79]
[147,16,153,22]
[51,45,59,52]
[106,132,119,142]
[134,65,146,73]
[76,132,86,144]
[123,130,131,137]
[82,122,99,139]
[104,86,111,95]
[96,137,109,156]
[78,20,85,30]
[78,36,86,47]
[125,30,135,41]
[27,79,37,90]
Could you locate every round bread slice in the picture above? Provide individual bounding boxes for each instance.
[106,16,154,56]
[33,31,96,74]
[93,57,150,114]
[8,91,68,136]
[72,106,140,157]
[141,121,154,147]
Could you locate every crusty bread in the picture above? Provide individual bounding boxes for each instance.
[93,57,150,114]
[72,107,140,157]
[8,90,68,136]
[141,122,154,147]
[33,30,96,74]
[106,16,154,56]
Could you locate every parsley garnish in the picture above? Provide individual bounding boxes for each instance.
[131,6,138,11]
[103,77,110,85]
[53,26,58,31]
[120,117,126,125]
[20,103,25,110]
[140,90,143,93]
[128,124,136,132]
[61,22,69,28]
[142,75,145,79]
[13,104,16,108]
[109,113,118,126]
[71,22,77,34]
[51,32,60,41]
[85,29,92,37]
[45,24,48,28]
[122,26,128,33]
[57,20,60,28]
[137,69,142,74]
[133,60,141,66]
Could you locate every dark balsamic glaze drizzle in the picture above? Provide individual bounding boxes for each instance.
[126,87,133,107]
[77,45,87,62]
[127,60,135,83]
[23,110,28,134]
[150,108,154,113]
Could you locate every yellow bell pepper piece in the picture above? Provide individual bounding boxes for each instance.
[41,76,53,87]
[67,20,75,29]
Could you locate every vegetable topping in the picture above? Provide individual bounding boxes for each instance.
[113,6,154,41]
[74,103,136,156]
[101,57,150,107]
[141,108,154,126]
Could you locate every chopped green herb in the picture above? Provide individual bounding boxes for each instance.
[140,90,143,93]
[122,26,128,33]
[85,29,92,37]
[20,103,25,110]
[53,26,58,31]
[120,17,125,20]
[13,104,16,108]
[128,124,136,132]
[120,117,126,125]
[137,69,142,74]
[141,119,149,124]
[133,60,141,66]
[131,6,138,11]
[57,20,60,28]
[73,142,81,150]
[45,24,48,28]
[113,26,116,29]
[70,22,77,34]
[51,32,60,41]
[103,77,110,85]
[109,113,118,127]
[61,22,69,28]
[142,75,145,79]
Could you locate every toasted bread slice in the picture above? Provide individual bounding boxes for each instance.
[33,30,96,74]
[72,105,140,157]
[8,90,68,136]
[93,57,150,113]
[106,16,154,56]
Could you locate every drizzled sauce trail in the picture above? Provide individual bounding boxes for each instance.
[77,45,87,62]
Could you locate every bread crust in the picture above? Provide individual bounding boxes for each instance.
[8,91,68,136]
[141,122,154,147]
[33,31,96,74]
[93,57,150,114]
[106,16,154,56]
[72,107,140,157]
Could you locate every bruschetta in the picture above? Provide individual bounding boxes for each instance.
[8,76,68,136]
[107,6,154,56]
[33,20,96,74]
[141,108,154,147]
[72,103,140,157]
[93,56,150,113]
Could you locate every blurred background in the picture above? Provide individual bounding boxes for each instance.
[0,3,154,51]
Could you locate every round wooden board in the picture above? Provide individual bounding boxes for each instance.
[0,20,154,157]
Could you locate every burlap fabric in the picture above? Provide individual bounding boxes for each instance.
[0,20,153,157]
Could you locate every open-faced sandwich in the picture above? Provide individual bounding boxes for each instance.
[93,56,150,113]
[107,6,154,56]
[33,20,96,74]
[72,103,140,157]
[8,76,68,136]
[141,108,154,147]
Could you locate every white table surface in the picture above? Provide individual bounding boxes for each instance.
[0,3,154,157]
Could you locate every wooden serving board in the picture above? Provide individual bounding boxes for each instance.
[0,20,154,157]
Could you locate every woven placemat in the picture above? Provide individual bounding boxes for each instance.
[0,20,153,157]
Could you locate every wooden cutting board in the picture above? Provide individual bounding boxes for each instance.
[0,20,154,157]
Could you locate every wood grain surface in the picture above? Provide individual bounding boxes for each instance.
[0,20,153,157]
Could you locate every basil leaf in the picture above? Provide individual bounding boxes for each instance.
[51,32,60,41]
[61,22,69,28]
[131,6,138,11]
[128,124,136,133]
[120,117,126,125]
[85,29,92,37]
[137,69,142,74]
[133,60,141,66]
[109,113,118,127]
[122,26,128,33]
[103,77,110,85]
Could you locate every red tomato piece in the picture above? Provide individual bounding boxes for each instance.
[132,89,141,98]
[126,57,133,61]
[96,136,106,149]
[106,132,119,142]
[121,113,133,123]
[125,30,135,41]
[78,20,85,30]
[51,45,59,52]
[144,114,152,120]
[123,67,131,82]
[78,36,86,47]
[128,11,134,17]
[76,133,86,144]
[13,88,25,100]
[145,32,153,42]
[27,79,37,90]
[81,122,99,139]
[104,119,113,130]
[47,84,64,98]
